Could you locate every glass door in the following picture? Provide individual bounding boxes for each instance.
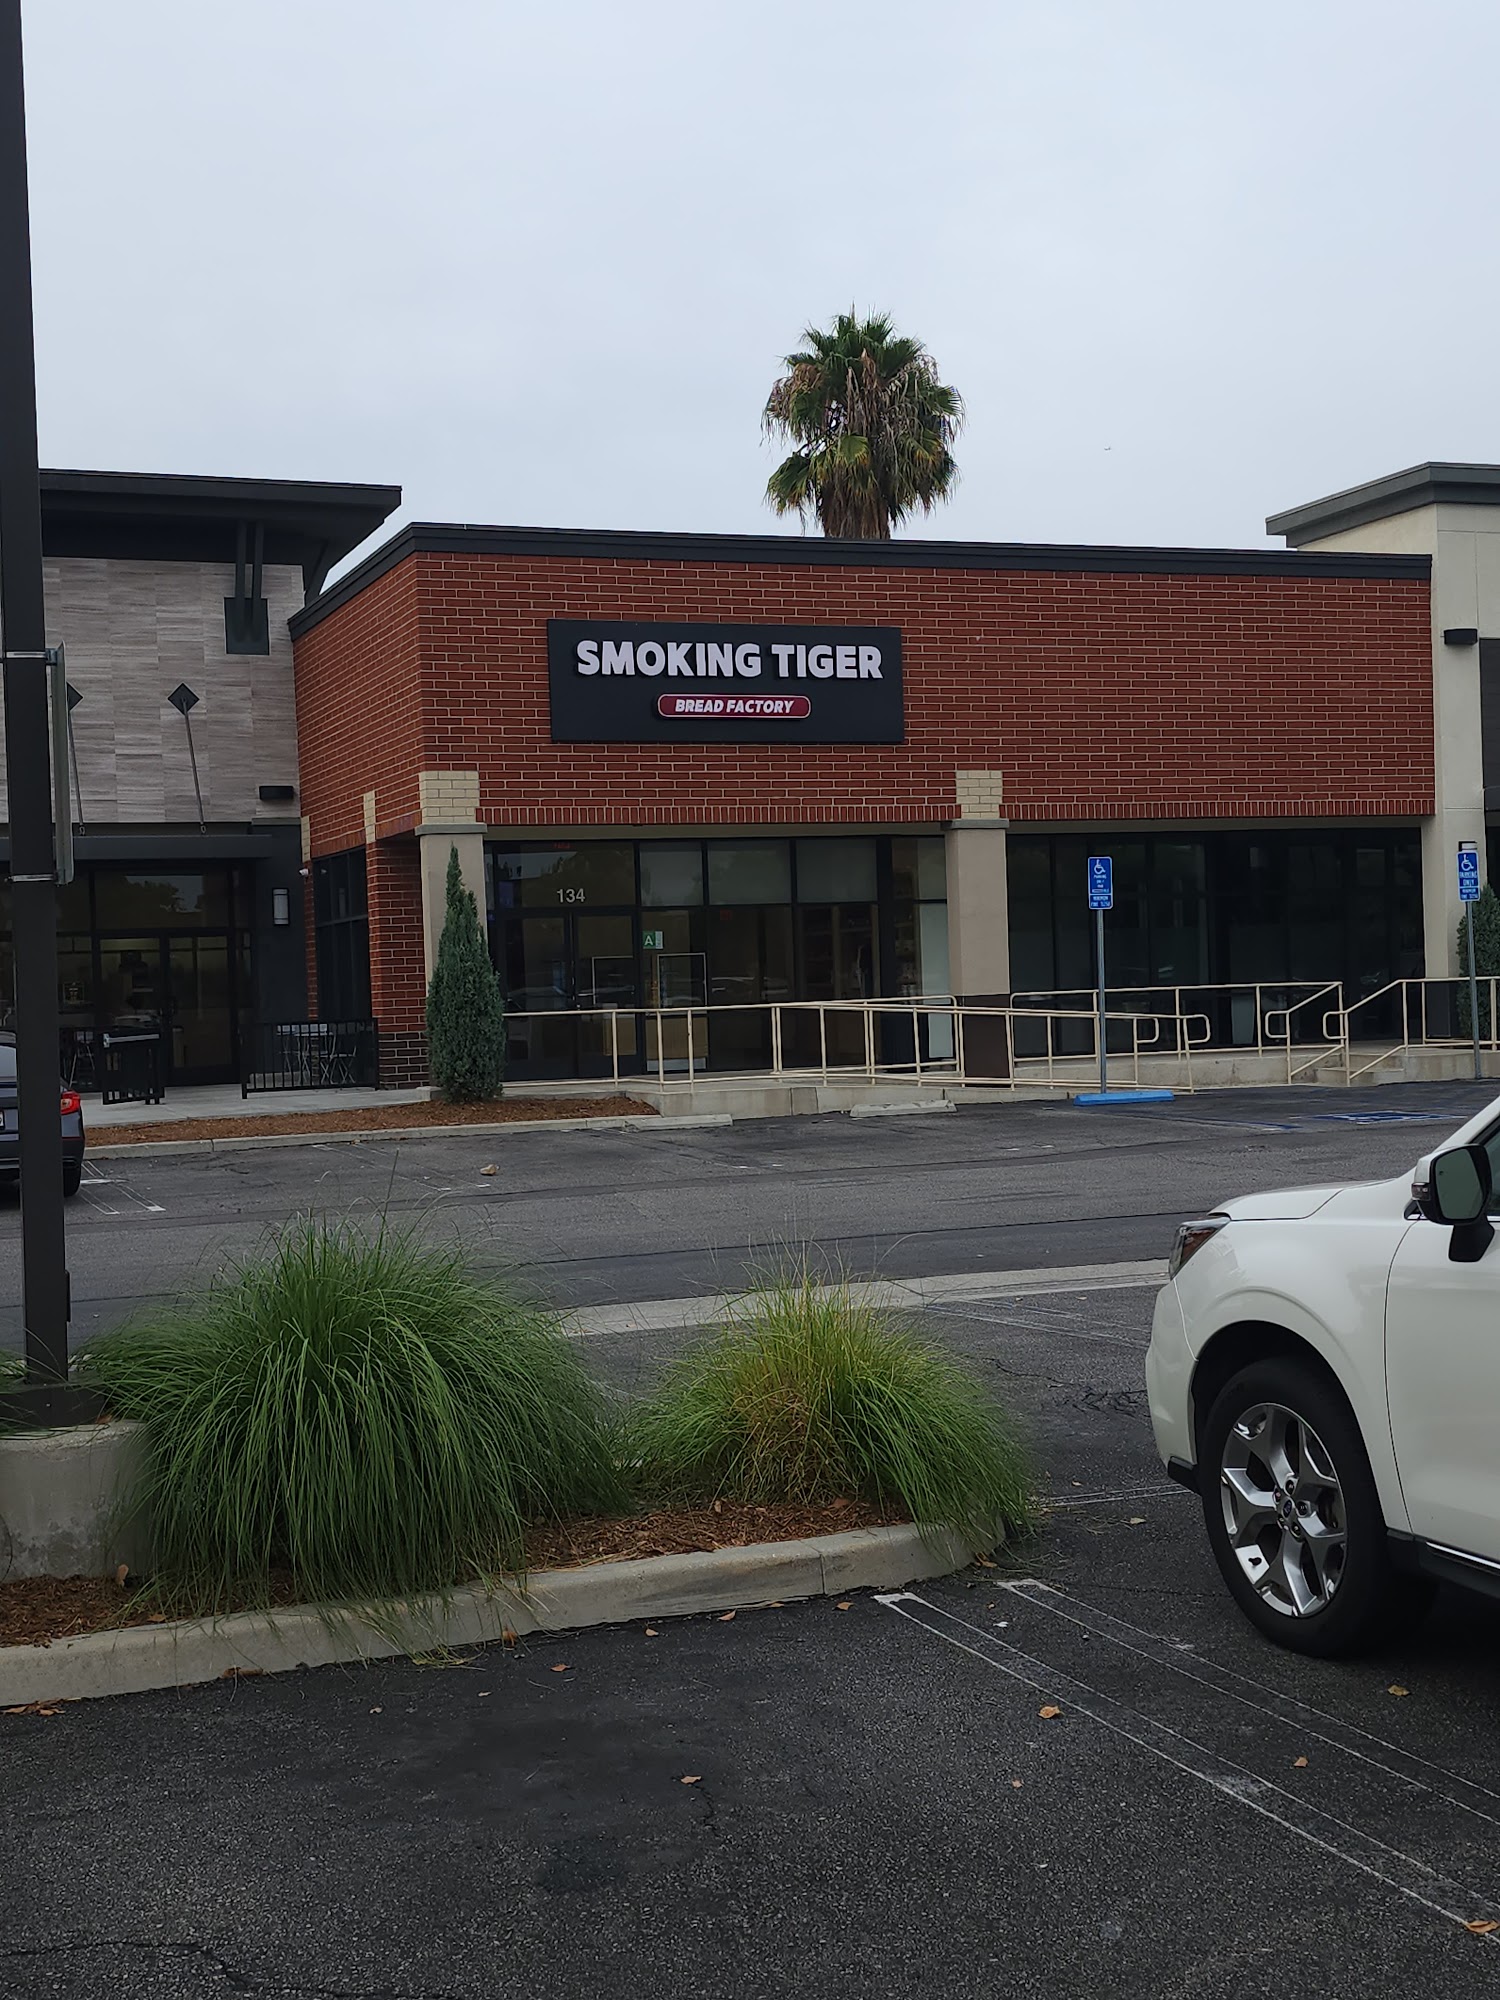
[574,911,639,1077]
[498,910,642,1079]
[97,933,240,1085]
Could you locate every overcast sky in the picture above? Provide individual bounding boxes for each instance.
[19,1,1500,570]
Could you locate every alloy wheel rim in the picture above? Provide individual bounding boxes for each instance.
[1218,1400,1347,1617]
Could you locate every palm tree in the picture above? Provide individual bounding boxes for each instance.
[763,311,964,538]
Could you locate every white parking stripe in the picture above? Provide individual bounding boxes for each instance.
[1004,1577,1500,1820]
[877,1589,1500,1939]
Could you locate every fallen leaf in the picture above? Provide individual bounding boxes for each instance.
[644,1627,659,1637]
[717,1611,736,1623]
[551,1663,569,1673]
[4,1703,60,1717]
[768,1601,783,1608]
[369,1706,383,1714]
[1465,1919,1499,1935]
[479,1164,498,1176]
[1039,1705,1062,1720]
[1128,1516,1147,1527]
[217,1667,264,1682]
[1293,1756,1308,1768]
[711,1499,723,1514]
[836,1601,852,1611]
[972,1553,997,1569]
[680,1774,701,1785]
[500,1628,517,1648]
[1011,1779,1023,1789]
[115,1563,129,1588]
[478,1691,491,1698]
[1388,1685,1410,1698]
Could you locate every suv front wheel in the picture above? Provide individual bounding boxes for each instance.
[1200,1358,1429,1657]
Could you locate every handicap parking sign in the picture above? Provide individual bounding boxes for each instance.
[1088,855,1113,911]
[1459,847,1481,903]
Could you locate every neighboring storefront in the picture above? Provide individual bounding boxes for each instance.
[290,518,1436,1083]
[0,469,400,1084]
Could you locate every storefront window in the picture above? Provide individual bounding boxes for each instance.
[707,841,791,905]
[94,871,231,928]
[640,843,704,907]
[492,844,634,909]
[795,838,877,903]
[891,837,946,902]
[488,835,950,1079]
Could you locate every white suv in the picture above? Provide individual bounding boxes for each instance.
[1147,1096,1500,1655]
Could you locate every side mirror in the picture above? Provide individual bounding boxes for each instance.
[1418,1143,1494,1261]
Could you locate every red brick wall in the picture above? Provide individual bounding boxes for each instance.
[365,838,427,1084]
[292,551,1434,849]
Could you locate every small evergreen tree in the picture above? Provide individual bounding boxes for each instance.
[1456,882,1500,1038]
[426,847,506,1101]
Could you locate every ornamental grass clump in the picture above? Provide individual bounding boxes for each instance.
[83,1220,624,1613]
[626,1268,1032,1545]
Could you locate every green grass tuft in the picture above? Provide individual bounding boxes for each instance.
[625,1268,1033,1544]
[82,1219,624,1612]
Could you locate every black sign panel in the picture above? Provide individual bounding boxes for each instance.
[547,620,904,744]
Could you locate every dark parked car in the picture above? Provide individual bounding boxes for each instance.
[0,1032,85,1196]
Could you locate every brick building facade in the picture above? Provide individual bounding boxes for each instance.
[289,524,1434,1085]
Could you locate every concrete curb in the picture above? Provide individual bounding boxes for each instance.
[89,1112,733,1158]
[0,1524,977,1706]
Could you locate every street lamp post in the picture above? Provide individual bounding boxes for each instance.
[0,0,71,1397]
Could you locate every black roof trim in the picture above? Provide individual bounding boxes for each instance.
[1268,462,1500,545]
[41,468,402,600]
[291,521,1430,635]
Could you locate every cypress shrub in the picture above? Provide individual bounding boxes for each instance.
[426,846,506,1101]
[1456,883,1500,1037]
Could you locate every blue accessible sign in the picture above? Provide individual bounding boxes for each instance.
[1088,855,1113,911]
[1459,847,1482,903]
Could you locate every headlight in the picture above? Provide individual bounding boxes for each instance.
[1168,1215,1229,1278]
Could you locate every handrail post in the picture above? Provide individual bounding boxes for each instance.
[912,1005,922,1083]
[864,1002,876,1080]
[772,1003,783,1078]
[609,1008,619,1088]
[818,1004,827,1081]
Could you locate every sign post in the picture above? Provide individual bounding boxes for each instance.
[1459,843,1483,1082]
[1088,855,1113,1095]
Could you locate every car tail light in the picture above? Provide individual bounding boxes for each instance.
[1168,1215,1229,1278]
[60,1090,81,1116]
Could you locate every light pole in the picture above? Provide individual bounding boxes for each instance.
[0,0,71,1404]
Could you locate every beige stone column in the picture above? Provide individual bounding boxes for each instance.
[945,804,1011,999]
[415,771,486,979]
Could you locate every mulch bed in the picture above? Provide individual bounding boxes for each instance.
[90,1094,658,1148]
[522,1496,907,1569]
[0,1498,906,1651]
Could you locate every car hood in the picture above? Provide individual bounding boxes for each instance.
[1216,1183,1344,1221]
[1215,1173,1412,1224]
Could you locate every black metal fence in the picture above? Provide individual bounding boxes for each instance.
[99,1030,164,1105]
[241,1020,380,1096]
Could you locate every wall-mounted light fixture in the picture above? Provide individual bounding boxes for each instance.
[1444,628,1480,647]
[272,886,291,927]
[166,682,206,832]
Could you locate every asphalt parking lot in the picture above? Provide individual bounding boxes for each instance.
[1,1079,1496,1352]
[9,1246,1500,1996]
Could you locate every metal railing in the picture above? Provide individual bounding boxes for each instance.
[1011,981,1350,1086]
[99,1030,164,1106]
[241,1020,380,1096]
[1322,978,1500,1084]
[504,997,1169,1095]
